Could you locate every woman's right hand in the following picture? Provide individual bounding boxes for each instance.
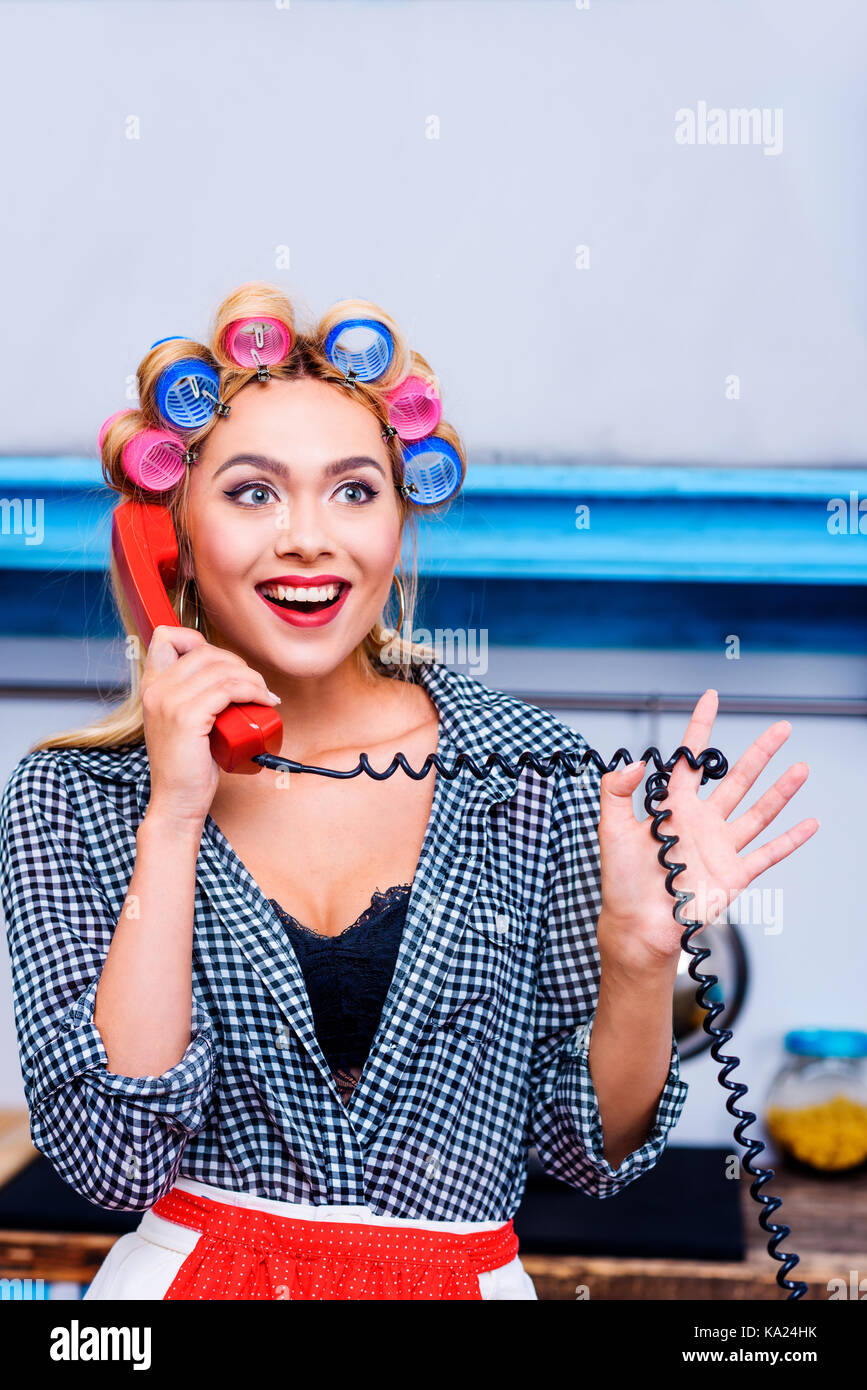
[140,625,282,828]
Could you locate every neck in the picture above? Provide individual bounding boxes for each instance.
[251,649,416,763]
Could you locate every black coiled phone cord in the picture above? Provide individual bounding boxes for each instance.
[254,742,809,1300]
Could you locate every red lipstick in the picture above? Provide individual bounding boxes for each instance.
[256,577,352,629]
[258,574,348,587]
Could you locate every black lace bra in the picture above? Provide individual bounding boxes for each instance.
[268,884,411,1106]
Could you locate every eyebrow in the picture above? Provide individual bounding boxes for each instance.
[213,453,387,481]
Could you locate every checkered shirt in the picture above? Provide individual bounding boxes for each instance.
[0,659,688,1217]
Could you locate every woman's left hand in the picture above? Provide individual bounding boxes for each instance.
[596,689,820,971]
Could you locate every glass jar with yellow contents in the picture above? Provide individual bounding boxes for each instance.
[766,1030,867,1174]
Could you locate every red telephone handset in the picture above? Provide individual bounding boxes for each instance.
[111,499,284,774]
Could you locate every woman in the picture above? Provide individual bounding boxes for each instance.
[0,283,818,1300]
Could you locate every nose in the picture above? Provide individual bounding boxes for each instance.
[271,493,336,560]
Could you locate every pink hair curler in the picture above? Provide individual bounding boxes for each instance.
[121,427,188,492]
[97,410,136,452]
[385,374,442,442]
[224,316,293,369]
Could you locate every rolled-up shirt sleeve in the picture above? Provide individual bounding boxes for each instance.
[527,740,688,1198]
[0,750,217,1211]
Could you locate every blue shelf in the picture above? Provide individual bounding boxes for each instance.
[0,458,864,585]
[0,459,864,649]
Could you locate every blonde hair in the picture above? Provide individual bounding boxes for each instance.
[30,282,466,755]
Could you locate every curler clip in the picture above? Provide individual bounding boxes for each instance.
[250,348,271,382]
[201,385,231,417]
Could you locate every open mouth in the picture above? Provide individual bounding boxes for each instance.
[257,582,349,614]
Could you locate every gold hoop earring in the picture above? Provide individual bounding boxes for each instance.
[381,573,405,640]
[177,579,201,632]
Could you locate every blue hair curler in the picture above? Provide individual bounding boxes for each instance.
[400,436,463,506]
[324,318,394,383]
[150,336,187,349]
[155,359,225,429]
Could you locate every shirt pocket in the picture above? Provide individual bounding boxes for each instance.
[465,890,528,952]
[423,892,528,1044]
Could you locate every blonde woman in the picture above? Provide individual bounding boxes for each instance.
[0,283,817,1300]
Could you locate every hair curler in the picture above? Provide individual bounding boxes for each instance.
[386,374,442,441]
[324,317,395,382]
[120,428,188,492]
[400,436,463,507]
[98,412,187,492]
[224,316,292,369]
[155,359,224,430]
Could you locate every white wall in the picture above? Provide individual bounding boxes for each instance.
[0,0,865,462]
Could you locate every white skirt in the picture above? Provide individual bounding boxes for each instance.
[83,1176,538,1301]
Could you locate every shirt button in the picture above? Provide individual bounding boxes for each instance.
[495,912,510,933]
[425,1157,441,1179]
[275,1025,291,1049]
[124,1156,139,1178]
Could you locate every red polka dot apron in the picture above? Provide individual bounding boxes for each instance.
[152,1187,520,1300]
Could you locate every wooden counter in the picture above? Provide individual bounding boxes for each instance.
[523,1164,867,1300]
[0,1122,863,1299]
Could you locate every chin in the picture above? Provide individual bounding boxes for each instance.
[260,635,370,681]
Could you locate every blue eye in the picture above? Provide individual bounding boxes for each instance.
[225,482,277,507]
[335,480,379,505]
